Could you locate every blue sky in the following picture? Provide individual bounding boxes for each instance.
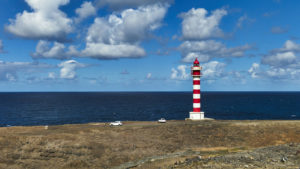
[0,0,299,91]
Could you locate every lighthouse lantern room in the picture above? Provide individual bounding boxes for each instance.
[189,58,205,120]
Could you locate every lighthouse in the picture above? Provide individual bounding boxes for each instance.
[189,58,205,120]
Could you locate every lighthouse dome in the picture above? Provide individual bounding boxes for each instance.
[194,58,199,65]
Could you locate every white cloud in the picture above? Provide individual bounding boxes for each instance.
[181,52,210,63]
[87,4,167,43]
[201,61,226,80]
[266,67,300,80]
[178,8,252,63]
[33,4,169,61]
[5,0,73,41]
[6,73,17,82]
[75,1,96,23]
[248,63,260,78]
[170,65,189,80]
[262,51,296,67]
[0,40,3,53]
[81,43,145,59]
[250,40,300,81]
[170,68,178,79]
[0,60,52,81]
[96,0,172,10]
[58,60,86,79]
[248,63,300,80]
[32,40,73,59]
[180,40,251,63]
[262,40,300,67]
[277,40,300,52]
[82,4,168,59]
[170,61,226,82]
[180,8,227,40]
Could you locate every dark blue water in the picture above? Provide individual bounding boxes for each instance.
[0,92,299,127]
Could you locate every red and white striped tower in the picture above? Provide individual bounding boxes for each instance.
[189,58,204,120]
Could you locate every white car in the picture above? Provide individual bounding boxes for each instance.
[109,121,123,126]
[158,118,166,123]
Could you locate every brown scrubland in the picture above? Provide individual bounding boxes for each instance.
[1,120,300,168]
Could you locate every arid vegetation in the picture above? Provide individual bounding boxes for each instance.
[1,120,300,168]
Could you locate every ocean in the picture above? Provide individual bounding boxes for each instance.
[0,92,299,127]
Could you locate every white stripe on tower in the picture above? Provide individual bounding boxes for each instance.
[193,94,200,99]
[193,85,200,90]
[193,103,201,108]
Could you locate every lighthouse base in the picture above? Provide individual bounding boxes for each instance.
[189,112,205,120]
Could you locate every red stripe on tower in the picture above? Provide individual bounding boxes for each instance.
[193,99,200,103]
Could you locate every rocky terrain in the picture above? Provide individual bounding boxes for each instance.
[167,143,300,169]
[1,120,300,168]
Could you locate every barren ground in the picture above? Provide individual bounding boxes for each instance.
[1,120,300,168]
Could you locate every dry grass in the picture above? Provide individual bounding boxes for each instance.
[0,120,300,168]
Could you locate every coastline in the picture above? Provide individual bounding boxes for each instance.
[1,120,300,168]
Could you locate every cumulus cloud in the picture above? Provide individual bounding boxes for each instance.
[0,61,52,81]
[180,8,227,40]
[177,8,252,63]
[262,52,296,67]
[0,40,3,53]
[75,1,96,23]
[86,4,167,43]
[262,40,300,67]
[96,0,172,11]
[5,0,73,41]
[201,61,226,80]
[81,4,168,59]
[170,65,189,80]
[250,40,300,81]
[32,40,74,59]
[81,43,145,59]
[248,63,260,78]
[32,40,66,59]
[248,62,300,80]
[179,40,252,63]
[275,40,300,52]
[170,61,226,82]
[58,60,86,79]
[265,67,300,80]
